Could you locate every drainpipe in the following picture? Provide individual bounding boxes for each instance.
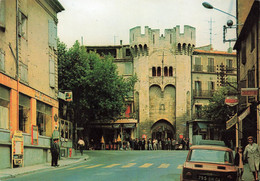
[256,9,259,144]
[16,0,19,132]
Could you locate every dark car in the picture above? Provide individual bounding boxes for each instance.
[180,142,238,181]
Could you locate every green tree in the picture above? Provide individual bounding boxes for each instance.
[58,41,137,127]
[200,86,237,125]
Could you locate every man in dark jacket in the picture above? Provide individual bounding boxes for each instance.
[51,139,60,167]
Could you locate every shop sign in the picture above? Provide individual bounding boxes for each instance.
[238,107,250,123]
[226,114,237,130]
[12,130,24,167]
[241,88,258,96]
[225,96,238,106]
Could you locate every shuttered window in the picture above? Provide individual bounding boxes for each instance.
[49,58,55,88]
[0,0,5,31]
[48,20,57,50]
[0,85,9,129]
[125,62,132,75]
[20,62,28,83]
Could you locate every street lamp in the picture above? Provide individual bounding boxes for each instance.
[202,2,237,19]
[203,2,240,148]
[202,2,237,43]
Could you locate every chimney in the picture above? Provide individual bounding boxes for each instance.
[120,40,123,45]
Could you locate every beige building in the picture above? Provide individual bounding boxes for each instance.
[0,0,64,168]
[191,45,237,142]
[84,26,238,148]
[130,26,195,141]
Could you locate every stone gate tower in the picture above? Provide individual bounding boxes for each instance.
[130,26,196,140]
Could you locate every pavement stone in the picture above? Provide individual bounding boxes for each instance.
[242,163,256,181]
[0,155,88,180]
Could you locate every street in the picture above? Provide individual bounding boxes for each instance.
[7,150,188,181]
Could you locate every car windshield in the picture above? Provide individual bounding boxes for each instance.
[188,149,233,164]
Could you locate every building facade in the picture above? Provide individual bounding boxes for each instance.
[234,0,259,147]
[130,26,195,141]
[191,45,237,143]
[85,44,137,149]
[0,0,64,169]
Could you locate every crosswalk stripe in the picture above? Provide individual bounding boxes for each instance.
[67,165,88,170]
[139,163,153,168]
[103,164,120,168]
[158,164,170,168]
[177,164,183,169]
[122,163,136,168]
[85,164,104,169]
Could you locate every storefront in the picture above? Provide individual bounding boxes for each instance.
[86,119,137,150]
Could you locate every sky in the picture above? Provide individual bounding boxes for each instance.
[57,0,236,52]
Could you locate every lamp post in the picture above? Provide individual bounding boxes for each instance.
[202,2,240,149]
[202,2,236,19]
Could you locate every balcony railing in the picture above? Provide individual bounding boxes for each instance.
[193,90,215,98]
[226,67,236,74]
[193,65,203,72]
[207,65,216,73]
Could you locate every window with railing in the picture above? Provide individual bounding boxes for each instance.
[226,59,233,73]
[207,58,215,73]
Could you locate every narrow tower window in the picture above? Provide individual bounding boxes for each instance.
[169,67,173,76]
[157,67,161,76]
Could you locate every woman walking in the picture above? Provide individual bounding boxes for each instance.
[243,136,260,181]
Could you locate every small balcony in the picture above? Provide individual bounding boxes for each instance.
[207,65,216,73]
[193,90,215,98]
[193,65,203,72]
[226,67,237,74]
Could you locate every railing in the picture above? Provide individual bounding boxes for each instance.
[193,90,215,98]
[226,67,236,74]
[207,65,216,73]
[193,65,203,72]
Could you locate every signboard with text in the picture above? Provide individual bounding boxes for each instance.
[241,88,258,96]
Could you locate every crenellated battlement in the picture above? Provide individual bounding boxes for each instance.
[129,25,196,57]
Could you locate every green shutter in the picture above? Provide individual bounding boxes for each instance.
[0,0,5,30]
[49,58,55,88]
[0,85,9,101]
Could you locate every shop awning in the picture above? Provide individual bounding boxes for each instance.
[114,119,138,124]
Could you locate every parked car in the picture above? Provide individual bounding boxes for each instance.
[180,141,238,181]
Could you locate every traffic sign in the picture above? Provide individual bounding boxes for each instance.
[225,96,238,106]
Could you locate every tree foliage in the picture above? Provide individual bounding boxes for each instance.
[58,40,137,125]
[200,86,237,125]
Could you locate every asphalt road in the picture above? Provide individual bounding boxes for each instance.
[8,150,188,181]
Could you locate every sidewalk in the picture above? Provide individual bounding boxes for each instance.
[242,163,255,180]
[0,154,89,180]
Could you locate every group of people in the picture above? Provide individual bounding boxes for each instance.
[235,136,260,181]
[99,137,190,151]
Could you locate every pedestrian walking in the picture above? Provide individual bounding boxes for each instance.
[51,139,60,167]
[235,147,244,181]
[171,138,176,150]
[186,138,190,150]
[181,138,186,150]
[78,137,85,155]
[148,138,153,150]
[243,136,260,181]
[153,139,158,150]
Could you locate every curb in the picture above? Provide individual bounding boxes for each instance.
[0,156,89,180]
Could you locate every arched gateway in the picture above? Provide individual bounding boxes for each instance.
[151,119,175,141]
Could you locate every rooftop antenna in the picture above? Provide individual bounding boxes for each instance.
[81,36,83,46]
[208,17,215,46]
[114,35,118,45]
